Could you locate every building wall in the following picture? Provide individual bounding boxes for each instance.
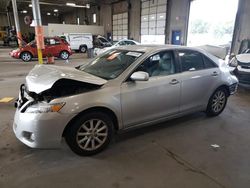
[231,0,250,54]
[47,23,104,36]
[0,13,9,26]
[86,5,100,25]
[166,0,190,45]
[61,9,86,25]
[129,0,140,41]
[100,4,112,37]
[99,0,190,44]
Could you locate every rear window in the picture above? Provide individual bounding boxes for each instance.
[178,50,204,71]
[203,55,217,68]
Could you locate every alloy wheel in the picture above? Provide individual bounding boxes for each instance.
[22,53,31,61]
[211,90,226,113]
[76,119,108,151]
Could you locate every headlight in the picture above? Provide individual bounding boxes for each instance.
[26,102,65,113]
[229,57,238,67]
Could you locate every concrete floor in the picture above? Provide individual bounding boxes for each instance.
[0,47,250,188]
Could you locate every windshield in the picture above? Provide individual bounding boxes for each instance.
[98,37,109,43]
[77,50,143,80]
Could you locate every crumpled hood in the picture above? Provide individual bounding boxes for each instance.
[26,65,107,93]
[236,54,250,63]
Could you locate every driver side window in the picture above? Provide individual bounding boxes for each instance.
[136,51,176,77]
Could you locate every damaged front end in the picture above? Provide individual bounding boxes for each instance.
[15,78,102,113]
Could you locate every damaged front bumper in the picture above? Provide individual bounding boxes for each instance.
[13,84,74,148]
[13,108,72,148]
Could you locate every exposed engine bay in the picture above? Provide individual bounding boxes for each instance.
[15,78,102,110]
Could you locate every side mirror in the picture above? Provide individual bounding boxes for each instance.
[130,71,149,81]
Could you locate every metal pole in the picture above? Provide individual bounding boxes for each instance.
[32,0,44,64]
[11,0,22,47]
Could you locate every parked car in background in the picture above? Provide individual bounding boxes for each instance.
[63,33,93,53]
[93,35,112,49]
[94,39,139,56]
[13,45,238,156]
[10,37,72,62]
[229,48,250,85]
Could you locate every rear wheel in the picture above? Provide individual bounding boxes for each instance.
[65,112,113,156]
[79,45,87,53]
[20,52,32,62]
[60,51,69,60]
[206,87,228,116]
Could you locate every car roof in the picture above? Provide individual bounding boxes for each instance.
[115,44,205,53]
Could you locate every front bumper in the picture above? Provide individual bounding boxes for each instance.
[9,51,20,59]
[229,83,238,95]
[13,108,74,148]
[13,85,75,148]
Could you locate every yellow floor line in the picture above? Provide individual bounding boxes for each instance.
[0,97,14,103]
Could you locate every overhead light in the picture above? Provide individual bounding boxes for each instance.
[66,3,76,7]
[86,4,90,9]
[93,14,96,23]
[28,4,32,7]
[54,9,58,12]
[22,10,27,14]
[47,12,51,16]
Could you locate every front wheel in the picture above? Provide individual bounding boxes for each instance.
[65,112,114,156]
[206,87,228,116]
[60,51,69,60]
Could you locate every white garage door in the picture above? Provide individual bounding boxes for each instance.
[141,0,167,44]
[112,12,128,41]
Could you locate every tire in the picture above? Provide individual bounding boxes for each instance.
[206,87,228,117]
[79,45,87,53]
[65,112,114,156]
[20,52,32,62]
[60,51,69,60]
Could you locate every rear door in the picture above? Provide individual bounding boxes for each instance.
[177,50,220,112]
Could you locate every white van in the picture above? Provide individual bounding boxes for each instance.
[63,33,93,53]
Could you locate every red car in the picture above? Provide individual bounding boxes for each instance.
[10,37,73,62]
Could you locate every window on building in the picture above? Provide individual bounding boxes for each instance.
[112,12,128,41]
[141,0,167,44]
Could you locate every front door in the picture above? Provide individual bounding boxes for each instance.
[121,51,181,127]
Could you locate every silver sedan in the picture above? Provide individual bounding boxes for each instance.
[13,45,238,156]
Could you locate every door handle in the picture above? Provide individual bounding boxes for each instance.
[211,71,218,76]
[169,79,179,85]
